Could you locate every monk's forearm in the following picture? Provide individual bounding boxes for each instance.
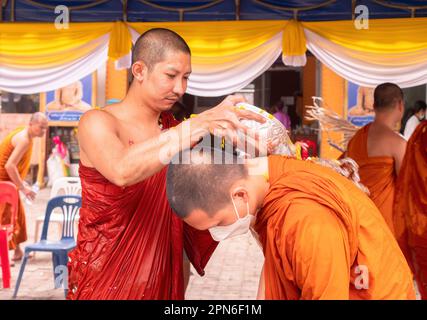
[4,163,25,190]
[111,119,207,187]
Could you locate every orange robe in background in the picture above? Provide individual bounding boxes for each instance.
[67,113,218,300]
[254,155,415,300]
[346,124,396,235]
[394,121,427,299]
[0,127,32,249]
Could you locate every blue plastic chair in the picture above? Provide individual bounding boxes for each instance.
[13,195,82,299]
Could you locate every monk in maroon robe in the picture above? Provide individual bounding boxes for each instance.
[67,28,263,299]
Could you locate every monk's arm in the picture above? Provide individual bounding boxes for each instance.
[78,99,264,187]
[392,135,407,174]
[4,136,35,199]
[288,202,350,300]
[78,110,197,187]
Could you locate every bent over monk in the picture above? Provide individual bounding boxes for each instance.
[167,149,415,300]
[67,28,264,299]
[345,83,407,235]
[0,112,47,261]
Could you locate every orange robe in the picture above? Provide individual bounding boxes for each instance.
[67,113,218,300]
[254,155,415,300]
[0,127,32,249]
[394,121,427,299]
[346,124,396,235]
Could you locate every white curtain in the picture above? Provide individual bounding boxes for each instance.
[0,34,110,94]
[4,24,427,96]
[129,28,283,97]
[305,29,427,88]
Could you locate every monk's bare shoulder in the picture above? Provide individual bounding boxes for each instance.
[78,108,119,137]
[385,130,406,151]
[78,108,124,166]
[11,129,31,148]
[389,131,407,160]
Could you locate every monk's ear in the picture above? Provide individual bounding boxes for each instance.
[231,187,249,203]
[398,100,404,112]
[131,61,148,82]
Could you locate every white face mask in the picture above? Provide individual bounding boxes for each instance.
[209,197,255,242]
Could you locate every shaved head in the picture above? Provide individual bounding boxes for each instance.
[28,112,48,137]
[374,83,403,112]
[132,28,191,72]
[30,112,47,124]
[166,148,247,218]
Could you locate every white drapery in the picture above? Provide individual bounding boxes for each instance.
[128,28,283,97]
[2,19,427,96]
[0,35,110,94]
[305,29,427,88]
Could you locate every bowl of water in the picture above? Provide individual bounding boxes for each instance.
[234,103,296,158]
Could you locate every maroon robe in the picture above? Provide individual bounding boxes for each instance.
[67,113,217,299]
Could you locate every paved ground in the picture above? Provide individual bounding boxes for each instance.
[0,187,264,300]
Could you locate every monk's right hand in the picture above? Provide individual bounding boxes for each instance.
[194,94,266,144]
[21,186,36,201]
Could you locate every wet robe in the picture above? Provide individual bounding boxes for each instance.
[0,127,32,249]
[254,155,415,300]
[394,121,427,299]
[346,123,397,235]
[67,113,218,300]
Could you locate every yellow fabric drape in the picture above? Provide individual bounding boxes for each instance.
[303,18,427,54]
[108,21,132,60]
[0,22,112,67]
[283,20,306,56]
[1,18,427,69]
[0,22,130,68]
[128,21,286,58]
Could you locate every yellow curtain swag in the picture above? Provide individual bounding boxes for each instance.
[128,20,286,58]
[2,18,427,69]
[0,22,114,67]
[303,18,427,54]
[108,21,132,60]
[283,20,307,56]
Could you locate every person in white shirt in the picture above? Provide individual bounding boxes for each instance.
[403,100,426,141]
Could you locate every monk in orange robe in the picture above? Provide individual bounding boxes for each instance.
[345,83,407,235]
[394,120,427,299]
[167,150,415,300]
[0,113,47,260]
[68,28,264,299]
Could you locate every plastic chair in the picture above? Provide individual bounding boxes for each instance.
[13,195,82,298]
[0,181,18,289]
[34,177,81,243]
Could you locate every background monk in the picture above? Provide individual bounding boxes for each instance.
[394,120,427,299]
[68,28,264,300]
[0,112,47,261]
[167,149,415,300]
[345,83,407,235]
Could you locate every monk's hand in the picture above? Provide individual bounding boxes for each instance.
[21,186,36,201]
[193,94,266,145]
